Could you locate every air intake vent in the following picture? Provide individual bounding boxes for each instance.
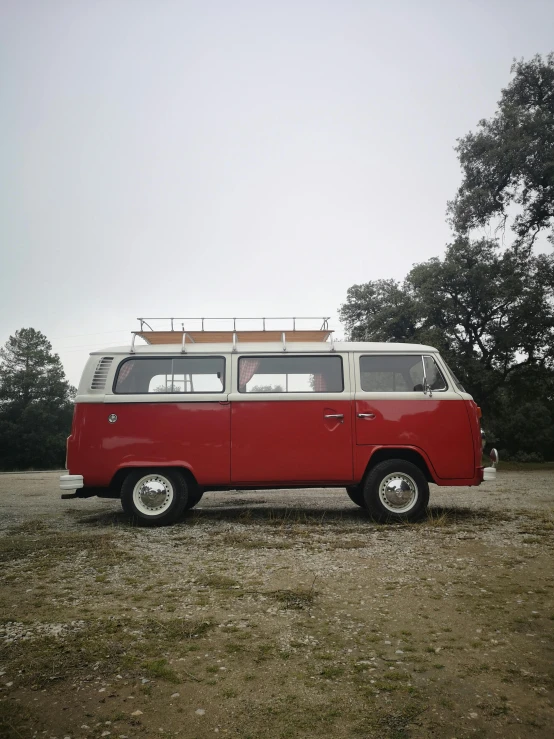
[91,357,114,390]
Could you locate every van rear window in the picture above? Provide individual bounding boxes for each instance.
[359,355,446,392]
[238,355,343,393]
[114,357,225,394]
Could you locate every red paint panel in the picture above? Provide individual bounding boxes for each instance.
[355,399,474,479]
[67,402,230,487]
[231,400,354,484]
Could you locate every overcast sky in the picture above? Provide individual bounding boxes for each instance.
[1,0,553,386]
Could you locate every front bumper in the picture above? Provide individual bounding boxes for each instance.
[60,474,84,490]
[483,467,496,481]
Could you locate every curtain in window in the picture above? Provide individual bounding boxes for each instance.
[118,360,135,382]
[238,359,260,390]
[312,373,327,392]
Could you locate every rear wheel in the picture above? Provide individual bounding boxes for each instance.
[121,469,188,526]
[346,485,366,508]
[185,488,204,510]
[363,460,429,522]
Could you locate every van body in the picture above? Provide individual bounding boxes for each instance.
[61,335,494,525]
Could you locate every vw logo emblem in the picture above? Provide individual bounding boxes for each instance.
[108,414,117,423]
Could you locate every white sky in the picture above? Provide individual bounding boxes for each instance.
[1,0,553,386]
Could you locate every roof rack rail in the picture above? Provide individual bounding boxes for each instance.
[133,317,334,346]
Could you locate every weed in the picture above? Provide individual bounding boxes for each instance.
[142,658,180,683]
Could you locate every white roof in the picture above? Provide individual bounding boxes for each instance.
[90,341,439,356]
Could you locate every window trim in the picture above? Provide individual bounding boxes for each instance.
[237,354,344,394]
[113,355,227,395]
[358,353,449,393]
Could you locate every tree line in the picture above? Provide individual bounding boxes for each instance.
[0,329,75,470]
[1,54,553,468]
[341,54,554,461]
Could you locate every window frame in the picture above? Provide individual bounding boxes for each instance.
[237,354,345,394]
[112,355,227,395]
[357,353,449,394]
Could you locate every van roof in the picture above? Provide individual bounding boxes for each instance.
[90,341,439,356]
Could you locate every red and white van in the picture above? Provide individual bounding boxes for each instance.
[60,318,497,525]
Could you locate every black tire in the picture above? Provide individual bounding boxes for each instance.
[121,468,189,526]
[346,485,366,508]
[363,459,429,522]
[185,488,204,510]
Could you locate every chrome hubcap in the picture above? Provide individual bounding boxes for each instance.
[378,473,418,513]
[133,475,173,515]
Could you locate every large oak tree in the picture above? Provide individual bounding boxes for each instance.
[448,54,554,249]
[340,239,554,459]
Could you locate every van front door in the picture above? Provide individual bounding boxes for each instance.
[230,354,354,484]
[354,353,475,479]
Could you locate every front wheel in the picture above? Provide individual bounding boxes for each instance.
[363,460,429,522]
[121,469,189,526]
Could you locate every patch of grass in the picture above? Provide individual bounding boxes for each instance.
[0,699,42,739]
[0,530,128,569]
[1,616,213,688]
[270,579,317,610]
[196,574,239,588]
[320,665,344,679]
[142,658,180,683]
[7,519,50,536]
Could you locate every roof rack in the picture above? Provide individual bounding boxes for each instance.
[131,317,333,350]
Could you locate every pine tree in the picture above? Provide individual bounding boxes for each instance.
[0,328,75,470]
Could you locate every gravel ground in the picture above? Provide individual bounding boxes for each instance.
[0,470,553,739]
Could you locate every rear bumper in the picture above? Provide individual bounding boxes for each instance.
[60,474,84,490]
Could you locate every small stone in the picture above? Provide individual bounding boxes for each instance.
[469,712,478,719]
[195,709,206,716]
[101,733,111,737]
[131,710,143,716]
[384,640,391,645]
[171,693,180,698]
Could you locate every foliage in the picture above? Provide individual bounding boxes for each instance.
[340,238,554,459]
[448,53,554,249]
[0,328,75,470]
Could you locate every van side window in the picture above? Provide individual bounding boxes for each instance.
[360,355,447,392]
[114,357,225,394]
[360,355,423,392]
[239,355,343,393]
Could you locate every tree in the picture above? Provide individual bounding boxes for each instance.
[340,238,554,459]
[0,328,75,470]
[448,53,554,249]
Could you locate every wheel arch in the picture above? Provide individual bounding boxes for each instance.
[363,447,436,484]
[110,465,200,495]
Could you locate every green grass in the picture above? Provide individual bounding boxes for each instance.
[1,616,214,688]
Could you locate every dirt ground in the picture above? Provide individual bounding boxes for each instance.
[0,471,553,739]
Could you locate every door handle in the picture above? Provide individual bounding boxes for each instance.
[357,413,375,419]
[324,413,344,422]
